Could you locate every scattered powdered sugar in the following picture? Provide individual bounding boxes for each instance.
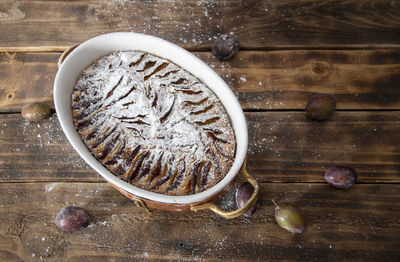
[19,115,88,170]
[99,0,240,47]
[45,183,60,192]
[215,183,239,211]
[0,114,90,182]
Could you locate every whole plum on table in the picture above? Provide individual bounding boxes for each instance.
[55,206,91,232]
[324,166,357,189]
[21,102,50,121]
[212,35,240,60]
[236,182,258,217]
[274,202,306,234]
[305,94,336,121]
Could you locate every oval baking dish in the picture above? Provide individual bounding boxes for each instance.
[54,32,258,218]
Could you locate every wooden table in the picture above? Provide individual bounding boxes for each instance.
[1,1,399,261]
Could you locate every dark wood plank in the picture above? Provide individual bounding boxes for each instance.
[0,1,399,49]
[0,182,399,261]
[205,50,400,110]
[0,52,58,110]
[247,111,400,183]
[0,114,101,182]
[1,111,399,183]
[1,50,400,111]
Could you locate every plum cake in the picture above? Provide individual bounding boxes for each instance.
[71,51,236,195]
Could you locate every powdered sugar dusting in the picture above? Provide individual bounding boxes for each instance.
[72,51,236,195]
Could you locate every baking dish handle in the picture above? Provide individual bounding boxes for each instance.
[191,157,259,219]
[58,44,79,68]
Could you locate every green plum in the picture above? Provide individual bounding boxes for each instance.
[274,201,306,234]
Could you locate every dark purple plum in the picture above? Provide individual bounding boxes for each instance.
[236,182,258,217]
[212,35,240,60]
[21,102,50,121]
[274,202,306,234]
[55,206,91,232]
[305,94,336,121]
[324,166,357,189]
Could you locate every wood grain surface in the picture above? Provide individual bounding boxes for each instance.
[1,112,399,183]
[0,0,399,49]
[1,0,399,261]
[1,50,400,111]
[0,182,399,261]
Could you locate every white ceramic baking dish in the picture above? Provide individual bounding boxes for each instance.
[54,32,258,218]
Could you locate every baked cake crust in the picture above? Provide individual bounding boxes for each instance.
[72,51,236,195]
